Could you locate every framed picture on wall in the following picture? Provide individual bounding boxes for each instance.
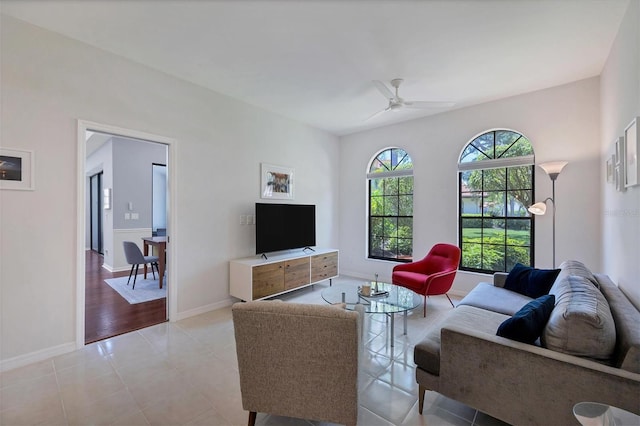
[0,148,34,191]
[614,136,625,192]
[606,155,614,184]
[615,164,624,192]
[615,136,623,166]
[624,117,639,187]
[261,163,294,199]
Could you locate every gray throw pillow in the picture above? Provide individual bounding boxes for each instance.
[542,274,616,361]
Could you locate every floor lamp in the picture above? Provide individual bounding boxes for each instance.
[528,161,568,268]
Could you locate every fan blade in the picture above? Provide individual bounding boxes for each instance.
[372,80,396,100]
[403,100,455,109]
[365,107,390,121]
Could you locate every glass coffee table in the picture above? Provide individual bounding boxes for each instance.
[321,282,421,347]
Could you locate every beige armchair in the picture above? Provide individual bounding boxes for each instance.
[232,301,360,426]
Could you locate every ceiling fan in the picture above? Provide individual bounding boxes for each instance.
[367,78,455,121]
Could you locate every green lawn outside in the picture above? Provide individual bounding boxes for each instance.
[462,228,530,245]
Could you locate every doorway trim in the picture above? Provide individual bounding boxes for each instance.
[89,171,104,254]
[76,120,178,349]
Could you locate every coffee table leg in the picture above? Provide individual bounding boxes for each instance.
[404,310,408,335]
[390,314,394,347]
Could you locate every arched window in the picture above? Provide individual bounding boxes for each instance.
[367,148,413,262]
[458,129,535,273]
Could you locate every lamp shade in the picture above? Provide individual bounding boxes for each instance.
[528,202,547,215]
[539,161,568,180]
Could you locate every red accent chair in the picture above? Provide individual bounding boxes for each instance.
[392,243,461,317]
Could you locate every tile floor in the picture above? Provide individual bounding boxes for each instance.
[0,276,510,426]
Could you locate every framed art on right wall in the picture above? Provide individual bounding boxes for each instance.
[624,117,639,188]
[606,155,614,184]
[613,136,625,191]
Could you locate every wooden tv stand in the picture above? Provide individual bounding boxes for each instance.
[229,249,338,301]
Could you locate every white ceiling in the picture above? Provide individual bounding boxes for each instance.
[1,0,630,136]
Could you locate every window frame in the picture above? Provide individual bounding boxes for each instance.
[367,148,414,263]
[458,130,535,273]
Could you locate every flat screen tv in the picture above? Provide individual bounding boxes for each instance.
[255,203,316,254]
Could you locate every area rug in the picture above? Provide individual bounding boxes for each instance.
[104,275,167,304]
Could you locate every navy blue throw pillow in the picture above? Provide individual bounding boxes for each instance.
[504,263,561,298]
[497,294,556,344]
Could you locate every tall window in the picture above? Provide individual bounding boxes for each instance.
[368,148,413,262]
[458,130,534,273]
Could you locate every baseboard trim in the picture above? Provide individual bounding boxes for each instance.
[172,298,235,321]
[0,342,76,373]
[336,270,470,299]
[339,269,393,283]
[101,263,130,273]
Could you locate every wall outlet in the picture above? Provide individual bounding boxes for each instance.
[124,213,130,220]
[240,215,246,225]
[131,213,139,220]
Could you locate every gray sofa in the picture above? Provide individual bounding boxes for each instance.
[414,260,640,425]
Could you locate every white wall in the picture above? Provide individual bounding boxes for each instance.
[339,78,602,295]
[0,16,339,365]
[600,0,640,308]
[112,138,167,230]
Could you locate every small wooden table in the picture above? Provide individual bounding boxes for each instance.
[142,236,167,289]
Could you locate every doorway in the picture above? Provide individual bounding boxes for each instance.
[77,121,176,347]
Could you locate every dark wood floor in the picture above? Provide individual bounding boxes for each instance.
[85,250,167,344]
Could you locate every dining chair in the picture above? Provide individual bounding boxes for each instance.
[122,241,160,289]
